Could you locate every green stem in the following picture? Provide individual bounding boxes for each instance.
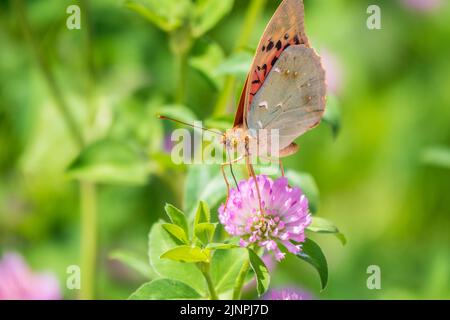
[175,50,188,104]
[213,0,267,116]
[199,263,219,300]
[169,28,192,105]
[15,0,99,300]
[80,181,97,300]
[232,258,250,300]
[14,0,84,148]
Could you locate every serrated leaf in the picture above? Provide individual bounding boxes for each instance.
[194,222,215,245]
[297,238,328,290]
[66,138,149,185]
[164,204,189,238]
[129,279,201,300]
[191,0,234,37]
[162,223,189,244]
[248,248,270,297]
[286,170,320,214]
[308,217,347,245]
[160,245,210,263]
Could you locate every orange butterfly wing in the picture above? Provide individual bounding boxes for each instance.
[233,0,310,128]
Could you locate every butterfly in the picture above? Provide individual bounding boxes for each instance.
[221,0,326,211]
[160,0,326,213]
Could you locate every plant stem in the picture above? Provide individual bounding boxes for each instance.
[213,0,267,116]
[15,0,99,300]
[80,181,97,300]
[199,263,219,300]
[170,28,192,105]
[232,258,250,300]
[14,0,84,148]
[175,50,188,104]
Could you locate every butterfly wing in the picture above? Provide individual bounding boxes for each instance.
[247,45,326,150]
[233,0,310,128]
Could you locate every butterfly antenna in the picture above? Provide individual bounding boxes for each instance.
[158,115,224,136]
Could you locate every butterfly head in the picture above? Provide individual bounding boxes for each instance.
[223,127,249,154]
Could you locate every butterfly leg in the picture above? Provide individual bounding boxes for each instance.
[246,157,265,215]
[279,159,285,177]
[221,155,244,211]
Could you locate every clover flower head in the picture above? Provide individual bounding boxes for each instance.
[264,287,313,300]
[218,175,311,261]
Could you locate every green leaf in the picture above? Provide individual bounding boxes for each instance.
[286,170,320,214]
[148,223,206,294]
[124,0,191,32]
[109,250,158,279]
[297,238,328,290]
[307,217,347,245]
[248,248,270,297]
[215,51,253,77]
[194,223,215,245]
[160,245,210,263]
[421,146,450,169]
[66,139,148,185]
[164,204,189,238]
[195,200,211,224]
[189,42,225,89]
[206,243,239,250]
[211,248,247,293]
[129,279,201,300]
[323,95,341,139]
[162,223,189,244]
[191,0,234,37]
[184,165,232,218]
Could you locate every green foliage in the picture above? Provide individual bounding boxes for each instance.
[421,146,450,169]
[183,165,229,218]
[211,248,247,293]
[248,248,270,297]
[66,139,149,185]
[191,0,235,37]
[323,95,342,139]
[160,245,210,263]
[110,250,158,279]
[297,238,328,290]
[286,170,320,214]
[148,222,206,294]
[129,278,202,300]
[308,217,347,245]
[164,204,189,238]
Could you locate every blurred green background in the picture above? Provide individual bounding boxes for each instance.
[0,0,449,299]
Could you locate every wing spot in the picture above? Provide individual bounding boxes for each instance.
[262,45,266,52]
[267,41,274,51]
[276,40,282,50]
[271,56,278,67]
[258,101,268,110]
[284,33,289,40]
[294,35,300,44]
